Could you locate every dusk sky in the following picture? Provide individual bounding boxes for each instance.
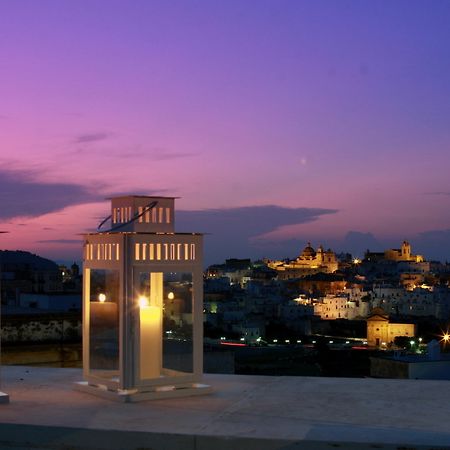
[1,1,450,265]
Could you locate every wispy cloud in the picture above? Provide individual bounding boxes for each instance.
[36,239,81,244]
[111,148,199,161]
[0,168,102,220]
[151,150,199,161]
[74,132,112,144]
[177,205,338,264]
[423,191,450,196]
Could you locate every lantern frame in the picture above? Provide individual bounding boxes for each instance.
[76,196,211,401]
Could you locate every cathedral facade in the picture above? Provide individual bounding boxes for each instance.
[268,243,339,276]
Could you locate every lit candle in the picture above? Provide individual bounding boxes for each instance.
[90,295,118,351]
[139,297,162,379]
[90,295,118,332]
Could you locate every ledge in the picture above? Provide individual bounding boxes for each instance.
[1,366,450,449]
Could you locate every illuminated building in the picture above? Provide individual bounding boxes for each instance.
[314,294,369,320]
[365,241,424,263]
[366,308,416,347]
[268,243,338,277]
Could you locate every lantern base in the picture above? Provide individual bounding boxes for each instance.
[74,381,213,402]
[0,392,9,404]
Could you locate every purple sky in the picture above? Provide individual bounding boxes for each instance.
[1,0,450,265]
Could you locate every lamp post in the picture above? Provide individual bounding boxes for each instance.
[75,196,211,401]
[0,231,10,403]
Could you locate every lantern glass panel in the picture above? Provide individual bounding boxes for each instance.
[88,269,120,379]
[136,271,193,380]
[163,272,193,376]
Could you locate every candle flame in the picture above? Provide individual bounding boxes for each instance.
[138,296,149,308]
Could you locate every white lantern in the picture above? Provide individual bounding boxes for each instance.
[76,196,210,401]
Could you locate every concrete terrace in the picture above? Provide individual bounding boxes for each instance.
[0,366,450,449]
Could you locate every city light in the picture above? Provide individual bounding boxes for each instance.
[98,293,106,303]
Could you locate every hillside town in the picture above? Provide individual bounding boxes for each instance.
[204,241,450,348]
[3,239,449,355]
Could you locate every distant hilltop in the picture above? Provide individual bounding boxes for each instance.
[0,250,58,271]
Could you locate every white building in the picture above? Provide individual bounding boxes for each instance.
[314,294,369,320]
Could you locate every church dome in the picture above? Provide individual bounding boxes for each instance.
[369,307,389,319]
[301,243,316,258]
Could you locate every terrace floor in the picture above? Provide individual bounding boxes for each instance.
[0,365,449,449]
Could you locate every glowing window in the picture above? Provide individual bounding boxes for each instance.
[142,243,147,260]
[138,207,143,223]
[184,243,189,260]
[163,243,169,260]
[152,208,157,223]
[170,244,176,260]
[190,244,196,260]
[156,244,161,260]
[135,243,140,261]
[158,208,163,223]
[166,208,171,224]
[149,243,154,260]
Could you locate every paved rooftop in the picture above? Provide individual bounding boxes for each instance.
[1,366,450,449]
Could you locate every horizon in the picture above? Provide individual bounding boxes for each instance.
[1,1,450,265]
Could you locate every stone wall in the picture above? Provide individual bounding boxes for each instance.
[1,313,81,343]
